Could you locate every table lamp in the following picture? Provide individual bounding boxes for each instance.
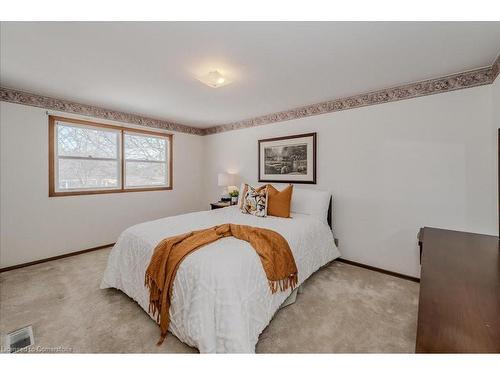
[218,173,237,201]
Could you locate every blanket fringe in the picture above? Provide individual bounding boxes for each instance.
[145,274,162,324]
[157,333,167,346]
[268,273,298,294]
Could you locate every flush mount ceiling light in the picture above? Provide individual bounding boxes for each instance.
[197,70,232,88]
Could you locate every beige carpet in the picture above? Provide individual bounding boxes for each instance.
[0,248,419,353]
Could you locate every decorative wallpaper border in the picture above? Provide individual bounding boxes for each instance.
[1,53,499,136]
[204,63,498,135]
[492,53,500,82]
[0,88,205,136]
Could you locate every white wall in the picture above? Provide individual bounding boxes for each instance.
[203,85,498,278]
[494,77,500,232]
[494,76,500,140]
[0,102,206,268]
[1,83,498,273]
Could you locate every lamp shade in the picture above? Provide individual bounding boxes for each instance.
[218,173,230,187]
[218,173,237,187]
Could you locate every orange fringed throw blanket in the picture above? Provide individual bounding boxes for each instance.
[145,223,298,344]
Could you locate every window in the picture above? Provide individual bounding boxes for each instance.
[124,132,168,188]
[55,122,121,191]
[49,116,172,196]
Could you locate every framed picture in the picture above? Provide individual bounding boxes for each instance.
[258,132,316,184]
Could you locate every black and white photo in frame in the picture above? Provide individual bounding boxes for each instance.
[258,132,316,184]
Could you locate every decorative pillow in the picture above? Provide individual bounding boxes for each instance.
[291,188,331,223]
[240,184,268,217]
[236,182,246,207]
[267,184,293,218]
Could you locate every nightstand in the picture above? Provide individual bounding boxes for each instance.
[210,201,232,210]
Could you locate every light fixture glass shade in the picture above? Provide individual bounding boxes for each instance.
[198,70,231,88]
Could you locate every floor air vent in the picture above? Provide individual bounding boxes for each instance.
[5,326,34,353]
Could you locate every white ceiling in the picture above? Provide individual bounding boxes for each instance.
[1,22,500,128]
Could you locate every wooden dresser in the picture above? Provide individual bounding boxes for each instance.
[416,227,500,353]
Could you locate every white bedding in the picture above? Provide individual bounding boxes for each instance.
[100,206,340,353]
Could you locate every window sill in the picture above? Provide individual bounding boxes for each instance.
[49,186,172,197]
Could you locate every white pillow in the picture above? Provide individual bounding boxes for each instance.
[291,188,331,223]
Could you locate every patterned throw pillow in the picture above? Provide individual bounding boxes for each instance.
[240,184,268,217]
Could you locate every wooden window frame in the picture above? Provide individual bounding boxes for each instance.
[49,115,173,197]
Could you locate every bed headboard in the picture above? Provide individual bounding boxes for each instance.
[327,196,332,231]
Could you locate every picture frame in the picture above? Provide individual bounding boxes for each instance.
[258,132,316,184]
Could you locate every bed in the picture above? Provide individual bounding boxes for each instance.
[100,188,340,353]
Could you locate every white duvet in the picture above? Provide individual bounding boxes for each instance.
[100,206,340,353]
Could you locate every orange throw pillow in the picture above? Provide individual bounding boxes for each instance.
[267,184,293,218]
